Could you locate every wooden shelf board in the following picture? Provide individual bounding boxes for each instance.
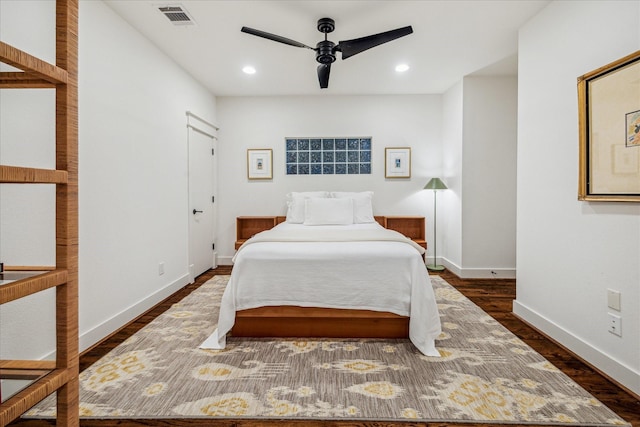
[0,165,68,184]
[0,269,68,304]
[0,41,68,85]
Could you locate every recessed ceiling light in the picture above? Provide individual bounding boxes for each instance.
[242,65,256,75]
[395,63,410,73]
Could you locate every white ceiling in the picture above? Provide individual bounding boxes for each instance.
[103,0,550,96]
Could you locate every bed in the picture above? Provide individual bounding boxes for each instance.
[200,192,442,356]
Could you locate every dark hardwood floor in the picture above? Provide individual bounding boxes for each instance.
[10,266,639,427]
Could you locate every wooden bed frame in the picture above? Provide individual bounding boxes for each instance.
[233,306,409,338]
[230,215,426,339]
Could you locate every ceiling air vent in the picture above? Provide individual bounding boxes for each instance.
[158,5,195,26]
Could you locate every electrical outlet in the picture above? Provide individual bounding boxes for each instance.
[158,262,165,276]
[608,313,622,337]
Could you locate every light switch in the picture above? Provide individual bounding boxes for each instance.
[607,289,621,311]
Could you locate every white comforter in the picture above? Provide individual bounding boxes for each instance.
[200,222,442,356]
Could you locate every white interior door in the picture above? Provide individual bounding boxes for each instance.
[188,126,215,281]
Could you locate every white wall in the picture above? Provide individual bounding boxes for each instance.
[77,0,217,350]
[0,0,217,363]
[215,95,442,264]
[516,0,640,395]
[440,76,518,278]
[441,82,463,270]
[461,76,518,277]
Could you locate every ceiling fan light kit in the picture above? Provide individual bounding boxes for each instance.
[241,17,413,89]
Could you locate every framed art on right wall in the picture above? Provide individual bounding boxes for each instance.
[578,49,640,202]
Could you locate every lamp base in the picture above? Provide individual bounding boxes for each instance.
[426,264,445,271]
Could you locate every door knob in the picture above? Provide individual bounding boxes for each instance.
[193,209,203,214]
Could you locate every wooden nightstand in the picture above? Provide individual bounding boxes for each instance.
[235,216,285,249]
[383,216,427,250]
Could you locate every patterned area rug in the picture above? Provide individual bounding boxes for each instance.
[27,275,629,425]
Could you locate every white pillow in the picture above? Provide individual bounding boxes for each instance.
[285,191,330,223]
[330,191,375,224]
[287,191,330,199]
[286,199,305,223]
[303,197,354,225]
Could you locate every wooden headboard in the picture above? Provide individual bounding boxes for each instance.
[235,216,426,250]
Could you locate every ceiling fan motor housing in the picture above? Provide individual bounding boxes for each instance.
[316,40,336,64]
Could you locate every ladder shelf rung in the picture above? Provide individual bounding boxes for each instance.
[0,360,55,380]
[0,359,57,371]
[0,41,68,85]
[0,165,68,184]
[0,71,57,88]
[0,269,68,304]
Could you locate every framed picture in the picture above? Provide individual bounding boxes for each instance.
[578,50,640,202]
[385,147,411,178]
[247,149,273,180]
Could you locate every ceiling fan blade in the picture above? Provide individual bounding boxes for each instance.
[337,26,413,60]
[241,27,314,50]
[317,63,331,89]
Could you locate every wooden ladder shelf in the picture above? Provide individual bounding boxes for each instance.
[0,0,79,425]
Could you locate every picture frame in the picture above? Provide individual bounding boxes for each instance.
[578,50,640,202]
[385,147,411,178]
[247,149,273,180]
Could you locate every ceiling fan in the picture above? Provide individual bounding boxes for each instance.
[241,18,413,89]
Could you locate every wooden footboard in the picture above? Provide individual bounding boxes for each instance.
[232,306,409,338]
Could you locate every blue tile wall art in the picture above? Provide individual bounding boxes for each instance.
[285,137,372,175]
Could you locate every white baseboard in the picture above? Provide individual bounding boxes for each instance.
[460,267,516,279]
[441,257,516,279]
[217,255,234,266]
[77,273,191,354]
[440,258,462,276]
[513,300,640,397]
